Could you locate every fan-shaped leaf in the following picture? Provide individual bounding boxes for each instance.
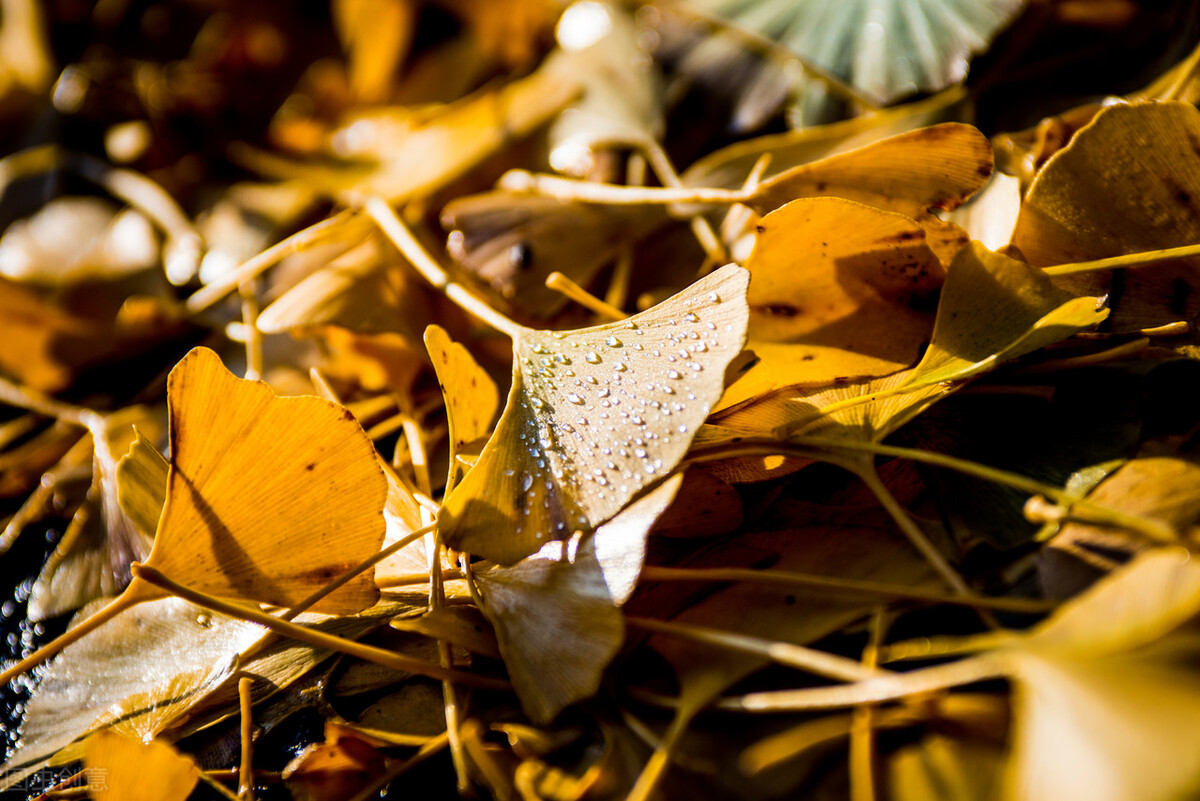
[476,474,683,723]
[144,346,388,613]
[440,264,749,564]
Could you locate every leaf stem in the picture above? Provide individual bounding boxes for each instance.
[715,654,1007,713]
[132,564,509,690]
[690,438,1180,543]
[545,271,626,320]
[186,211,360,314]
[1042,242,1200,277]
[363,195,526,339]
[625,616,884,682]
[637,566,1054,613]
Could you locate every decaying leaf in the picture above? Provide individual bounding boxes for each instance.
[440,263,749,564]
[442,192,664,316]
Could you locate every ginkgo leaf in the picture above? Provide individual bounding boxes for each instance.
[1011,101,1200,331]
[239,63,580,203]
[115,428,169,540]
[0,597,261,789]
[442,192,663,316]
[744,197,943,386]
[258,238,433,342]
[83,731,200,801]
[424,323,500,490]
[691,0,1023,110]
[745,122,993,262]
[680,87,971,192]
[440,263,749,564]
[905,241,1108,387]
[143,346,388,613]
[475,474,683,723]
[543,1,663,177]
[1001,549,1200,801]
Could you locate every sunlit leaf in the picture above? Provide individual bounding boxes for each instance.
[476,474,683,723]
[747,123,993,226]
[544,1,663,176]
[441,263,749,564]
[0,597,261,789]
[442,192,663,316]
[744,197,942,387]
[904,241,1107,387]
[143,346,387,613]
[116,429,169,540]
[332,0,414,103]
[425,323,500,490]
[83,731,200,801]
[1012,101,1200,330]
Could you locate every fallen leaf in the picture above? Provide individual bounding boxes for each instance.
[744,197,943,385]
[1011,101,1200,330]
[83,730,200,801]
[476,474,683,722]
[143,346,387,613]
[424,323,500,490]
[440,263,749,564]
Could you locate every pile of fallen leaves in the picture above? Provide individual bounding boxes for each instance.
[2,1,1200,799]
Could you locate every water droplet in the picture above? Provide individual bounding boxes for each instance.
[606,335,622,347]
[541,357,554,367]
[633,343,644,350]
[554,353,569,364]
[196,613,213,628]
[624,320,637,329]
[667,370,681,379]
[634,447,647,458]
[585,352,601,363]
[678,425,689,433]
[531,397,545,410]
[597,387,610,398]
[708,291,720,302]
[693,341,707,352]
[521,474,534,492]
[532,343,546,353]
[615,362,628,372]
[684,312,699,322]
[631,415,644,425]
[566,393,584,404]
[662,385,674,394]
[689,362,703,372]
[585,375,598,384]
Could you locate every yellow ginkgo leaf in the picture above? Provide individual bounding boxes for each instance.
[475,474,684,723]
[83,730,200,801]
[146,346,387,613]
[744,122,992,265]
[424,323,500,490]
[1012,101,1200,331]
[0,597,260,790]
[115,428,169,540]
[742,197,943,390]
[440,263,749,564]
